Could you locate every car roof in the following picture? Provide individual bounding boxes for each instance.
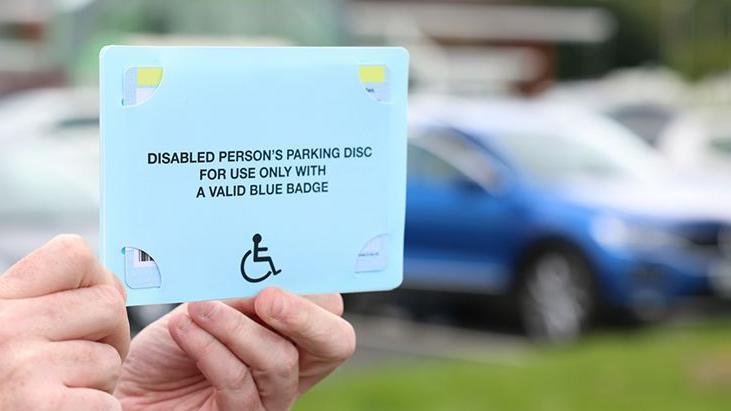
[0,87,99,142]
[408,94,613,142]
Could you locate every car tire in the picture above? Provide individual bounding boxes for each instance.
[517,247,595,343]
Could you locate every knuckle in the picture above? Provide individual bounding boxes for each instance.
[270,341,299,379]
[36,300,63,325]
[225,364,251,392]
[93,284,125,313]
[85,286,125,330]
[96,343,123,376]
[333,322,357,361]
[274,342,299,378]
[198,335,219,358]
[54,234,94,267]
[226,311,249,337]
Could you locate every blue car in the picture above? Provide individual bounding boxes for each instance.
[404,97,731,341]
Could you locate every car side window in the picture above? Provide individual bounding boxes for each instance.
[408,129,500,190]
[407,144,464,183]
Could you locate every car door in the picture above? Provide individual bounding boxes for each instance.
[404,129,518,294]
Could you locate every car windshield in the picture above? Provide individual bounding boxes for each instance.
[487,115,668,183]
[0,117,99,219]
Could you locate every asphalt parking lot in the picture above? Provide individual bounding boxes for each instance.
[345,313,531,368]
[341,295,731,370]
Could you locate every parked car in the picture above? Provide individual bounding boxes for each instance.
[0,88,100,273]
[657,107,731,177]
[404,96,731,342]
[606,103,679,147]
[0,88,173,332]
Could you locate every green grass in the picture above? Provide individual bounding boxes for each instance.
[296,321,731,411]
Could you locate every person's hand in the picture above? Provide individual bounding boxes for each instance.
[115,288,356,410]
[0,235,130,410]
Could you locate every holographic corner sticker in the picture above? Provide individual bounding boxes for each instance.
[359,65,389,102]
[123,67,163,106]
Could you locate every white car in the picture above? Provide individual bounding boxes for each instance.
[0,88,172,330]
[0,87,99,271]
[659,107,731,177]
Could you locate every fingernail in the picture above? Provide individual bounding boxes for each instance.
[188,300,216,322]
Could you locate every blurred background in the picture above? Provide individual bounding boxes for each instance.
[2,0,731,409]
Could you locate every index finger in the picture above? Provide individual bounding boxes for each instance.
[0,235,123,299]
[253,288,356,360]
[225,293,343,317]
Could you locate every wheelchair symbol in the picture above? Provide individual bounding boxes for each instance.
[240,233,282,283]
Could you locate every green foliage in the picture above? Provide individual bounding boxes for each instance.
[538,0,731,79]
[94,0,346,45]
[296,321,731,411]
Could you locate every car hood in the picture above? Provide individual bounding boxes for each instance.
[546,175,731,223]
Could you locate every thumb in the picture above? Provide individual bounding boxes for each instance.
[0,235,119,299]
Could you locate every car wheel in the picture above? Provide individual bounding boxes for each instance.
[518,248,595,343]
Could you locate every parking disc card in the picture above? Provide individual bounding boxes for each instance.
[99,46,409,306]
